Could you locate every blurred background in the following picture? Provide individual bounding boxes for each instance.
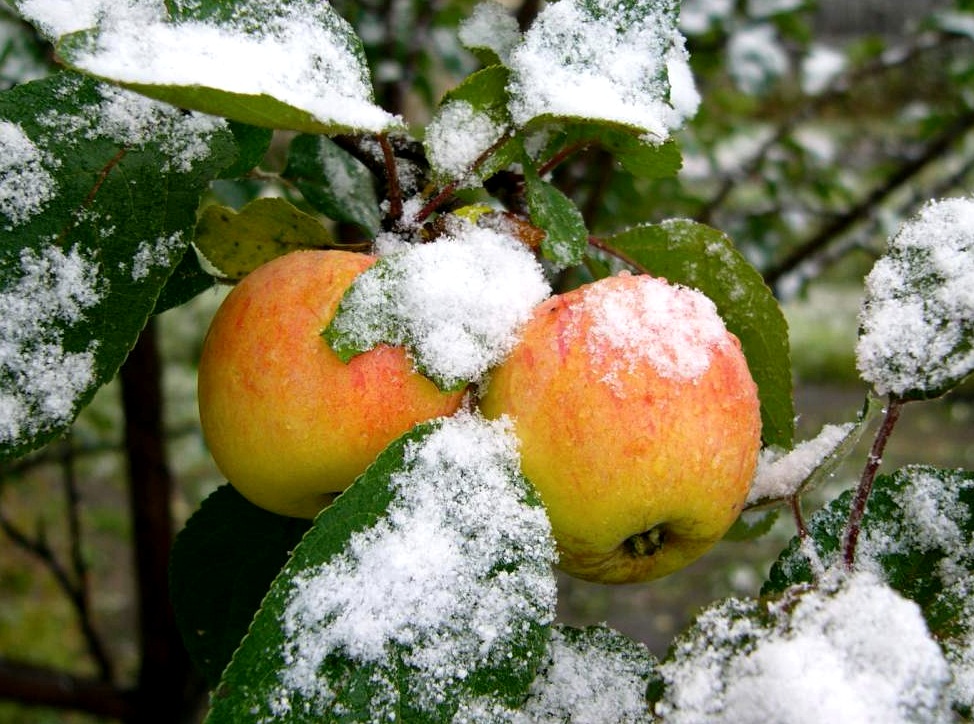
[1,0,973,720]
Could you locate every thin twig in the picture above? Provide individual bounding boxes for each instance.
[842,396,905,569]
[414,132,514,225]
[60,440,114,683]
[790,495,809,541]
[378,133,403,225]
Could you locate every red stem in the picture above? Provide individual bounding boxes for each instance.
[842,397,904,569]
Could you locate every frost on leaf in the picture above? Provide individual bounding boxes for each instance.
[455,624,658,723]
[223,412,558,721]
[20,0,398,134]
[0,121,57,226]
[325,220,551,390]
[0,247,101,446]
[856,197,974,399]
[655,572,952,723]
[0,72,235,458]
[507,0,699,139]
[425,99,509,184]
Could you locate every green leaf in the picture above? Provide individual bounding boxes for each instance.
[323,227,551,392]
[206,413,556,723]
[425,66,518,183]
[42,0,399,134]
[0,72,238,461]
[523,160,588,268]
[151,246,215,315]
[555,122,683,179]
[194,197,334,281]
[723,508,780,542]
[219,121,273,179]
[604,219,795,448]
[507,0,694,139]
[282,135,381,237]
[764,466,974,609]
[856,198,974,401]
[654,573,953,721]
[456,624,658,720]
[169,484,312,687]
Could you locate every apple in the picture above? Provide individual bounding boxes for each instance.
[479,273,761,584]
[197,249,464,518]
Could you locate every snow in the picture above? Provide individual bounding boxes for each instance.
[801,45,847,96]
[0,121,57,227]
[17,0,398,133]
[747,422,855,506]
[0,246,102,445]
[130,232,184,280]
[458,1,521,64]
[728,24,790,94]
[656,571,952,722]
[576,273,733,393]
[330,220,551,389]
[856,197,974,398]
[425,100,509,183]
[455,626,656,723]
[507,0,699,139]
[679,0,734,36]
[270,412,557,719]
[36,78,227,174]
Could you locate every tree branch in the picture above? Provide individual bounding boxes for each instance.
[0,658,134,720]
[763,107,974,289]
[119,318,202,723]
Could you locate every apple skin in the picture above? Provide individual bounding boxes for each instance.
[198,249,464,519]
[479,273,761,584]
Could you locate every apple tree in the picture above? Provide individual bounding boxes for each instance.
[0,0,972,722]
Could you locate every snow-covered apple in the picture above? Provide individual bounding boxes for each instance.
[197,249,464,518]
[479,273,761,584]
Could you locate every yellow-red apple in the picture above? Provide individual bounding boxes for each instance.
[479,273,761,584]
[197,249,464,518]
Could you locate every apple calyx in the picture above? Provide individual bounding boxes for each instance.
[624,526,666,558]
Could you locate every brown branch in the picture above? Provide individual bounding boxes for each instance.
[60,441,114,683]
[763,106,974,289]
[119,318,202,722]
[0,459,113,684]
[0,658,134,720]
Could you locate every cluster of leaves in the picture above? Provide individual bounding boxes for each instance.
[0,0,972,721]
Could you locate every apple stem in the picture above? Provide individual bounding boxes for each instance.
[841,395,905,570]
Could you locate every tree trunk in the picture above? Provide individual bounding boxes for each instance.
[119,318,204,723]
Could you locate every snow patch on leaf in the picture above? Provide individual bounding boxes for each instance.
[328,221,551,390]
[36,78,227,173]
[747,422,855,506]
[856,197,974,398]
[23,0,398,133]
[656,572,952,722]
[0,121,58,227]
[425,99,509,183]
[456,625,657,722]
[508,0,699,138]
[0,246,102,445]
[271,412,557,718]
